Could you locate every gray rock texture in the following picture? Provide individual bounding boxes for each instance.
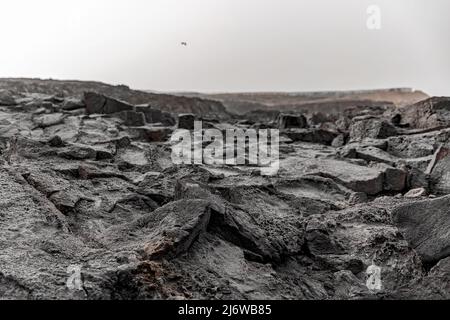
[0,79,448,300]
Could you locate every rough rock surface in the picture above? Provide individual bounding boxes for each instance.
[0,79,448,300]
[398,97,450,129]
[349,118,398,141]
[84,92,134,115]
[392,196,450,265]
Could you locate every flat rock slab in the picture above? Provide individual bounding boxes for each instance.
[84,92,134,115]
[355,146,400,166]
[349,119,397,141]
[0,168,80,299]
[392,195,450,264]
[281,158,384,195]
[274,176,354,209]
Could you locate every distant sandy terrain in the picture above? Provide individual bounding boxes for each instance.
[182,88,429,115]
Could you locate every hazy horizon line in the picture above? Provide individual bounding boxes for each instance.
[0,76,433,97]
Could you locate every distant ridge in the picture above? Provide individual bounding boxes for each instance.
[0,78,430,115]
[0,78,230,118]
[186,88,430,115]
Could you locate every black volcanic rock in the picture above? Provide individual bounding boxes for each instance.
[178,113,196,130]
[399,97,450,129]
[0,78,449,300]
[349,118,398,141]
[84,92,134,114]
[117,110,146,126]
[392,196,450,264]
[278,113,308,129]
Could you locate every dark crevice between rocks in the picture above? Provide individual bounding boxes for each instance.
[206,206,306,265]
[422,254,450,273]
[207,208,271,263]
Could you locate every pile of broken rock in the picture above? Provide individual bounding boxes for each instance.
[0,81,448,300]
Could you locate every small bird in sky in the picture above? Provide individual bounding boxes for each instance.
[181,42,187,46]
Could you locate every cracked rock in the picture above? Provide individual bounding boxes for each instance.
[392,195,450,264]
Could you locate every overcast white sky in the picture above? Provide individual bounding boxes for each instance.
[0,0,449,95]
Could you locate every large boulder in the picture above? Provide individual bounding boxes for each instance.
[178,113,196,130]
[349,118,398,142]
[278,113,308,129]
[399,97,450,129]
[117,110,146,127]
[84,92,134,115]
[0,90,17,106]
[392,195,450,264]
